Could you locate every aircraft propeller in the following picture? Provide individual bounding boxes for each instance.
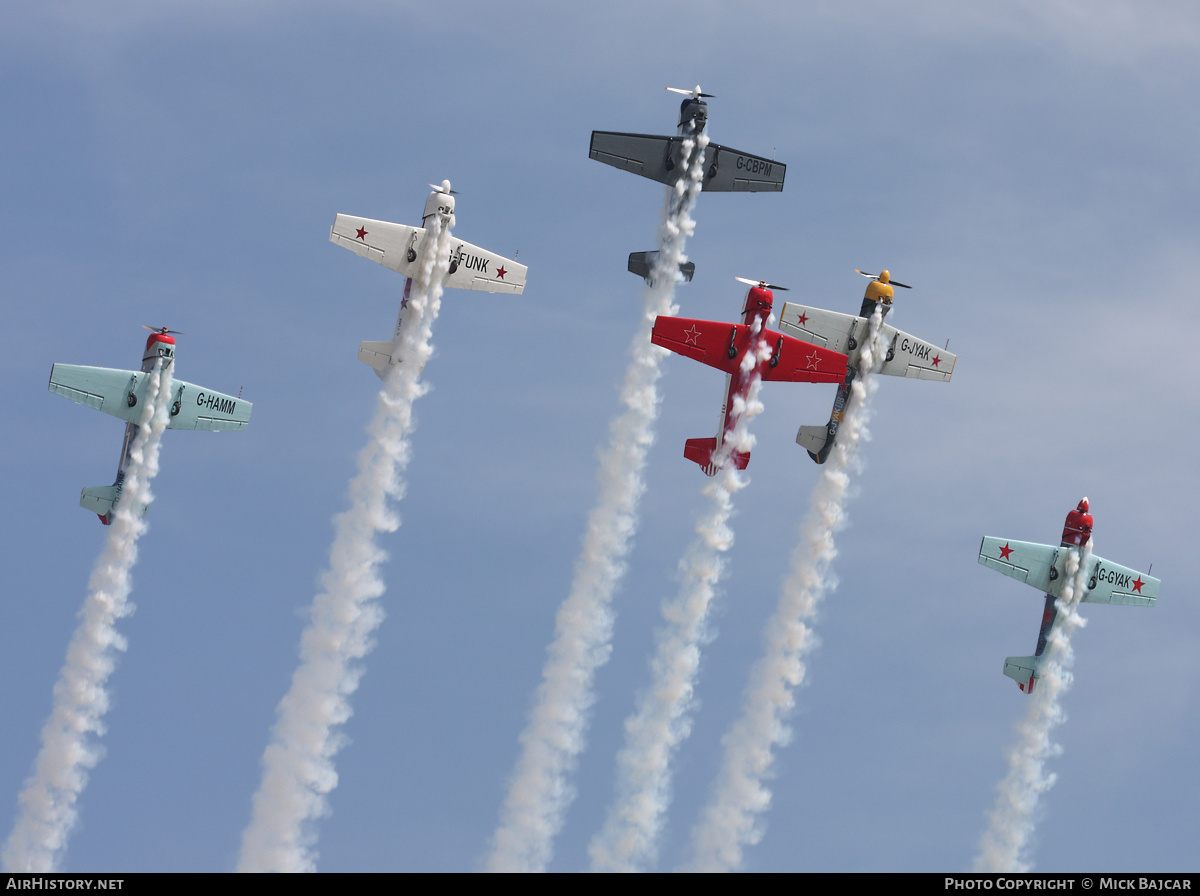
[143,325,185,335]
[856,269,912,289]
[666,85,714,100]
[428,179,458,195]
[735,276,789,291]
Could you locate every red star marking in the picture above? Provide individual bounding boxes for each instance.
[496,266,507,279]
[931,355,941,367]
[999,542,1014,560]
[400,297,409,309]
[804,350,821,370]
[356,226,368,240]
[797,312,809,326]
[1132,576,1144,593]
[683,325,702,346]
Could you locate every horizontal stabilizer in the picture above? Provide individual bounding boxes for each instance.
[80,485,119,518]
[683,437,748,477]
[628,251,695,286]
[358,341,393,378]
[796,425,828,454]
[1003,655,1038,694]
[796,424,833,464]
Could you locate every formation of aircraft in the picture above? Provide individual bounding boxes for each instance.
[590,86,786,193]
[776,270,956,464]
[41,84,1161,701]
[651,278,847,475]
[329,180,528,378]
[978,498,1159,694]
[47,327,252,525]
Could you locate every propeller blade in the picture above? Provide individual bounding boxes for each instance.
[143,325,184,335]
[855,269,912,289]
[735,277,788,291]
[666,86,714,99]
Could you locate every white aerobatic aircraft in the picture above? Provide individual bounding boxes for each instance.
[329,180,528,377]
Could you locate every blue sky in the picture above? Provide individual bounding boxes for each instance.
[1,0,1197,871]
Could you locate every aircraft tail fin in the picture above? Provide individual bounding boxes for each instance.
[1003,655,1039,694]
[796,424,833,464]
[683,437,749,477]
[80,485,120,525]
[358,341,393,380]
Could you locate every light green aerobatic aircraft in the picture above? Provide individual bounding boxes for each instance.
[48,327,251,524]
[978,498,1158,694]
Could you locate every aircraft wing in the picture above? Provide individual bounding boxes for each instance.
[1082,554,1158,607]
[651,317,844,383]
[49,364,145,424]
[590,132,677,185]
[166,379,252,431]
[329,214,424,277]
[701,142,785,192]
[761,329,847,383]
[979,538,1158,607]
[443,237,527,294]
[979,537,1063,595]
[778,302,955,381]
[49,364,250,431]
[590,131,785,192]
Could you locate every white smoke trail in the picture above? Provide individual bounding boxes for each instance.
[3,360,173,873]
[236,216,453,873]
[972,544,1092,873]
[686,307,886,873]
[588,321,772,872]
[486,129,710,873]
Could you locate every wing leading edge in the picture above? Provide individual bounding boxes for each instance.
[49,364,251,431]
[778,302,955,382]
[589,131,785,192]
[651,317,845,383]
[330,214,526,294]
[978,536,1158,607]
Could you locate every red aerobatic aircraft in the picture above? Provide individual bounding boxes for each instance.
[651,278,848,475]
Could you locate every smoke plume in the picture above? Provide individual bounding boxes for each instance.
[972,544,1092,872]
[486,129,710,873]
[686,308,885,872]
[3,360,173,872]
[236,217,453,873]
[589,323,771,872]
